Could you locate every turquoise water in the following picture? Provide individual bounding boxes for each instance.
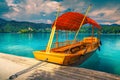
[0,33,120,75]
[80,34,120,75]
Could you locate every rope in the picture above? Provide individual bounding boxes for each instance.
[8,58,48,80]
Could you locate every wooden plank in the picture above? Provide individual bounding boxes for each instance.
[27,65,120,80]
[52,41,83,52]
[0,53,120,80]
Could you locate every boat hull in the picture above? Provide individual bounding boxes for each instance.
[70,49,97,66]
[33,37,100,65]
[33,49,97,65]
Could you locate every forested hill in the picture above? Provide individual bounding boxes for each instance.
[0,18,51,33]
[100,24,120,34]
[0,18,120,33]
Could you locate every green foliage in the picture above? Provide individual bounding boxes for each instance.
[100,25,120,34]
[0,18,51,33]
[0,18,120,34]
[80,25,120,34]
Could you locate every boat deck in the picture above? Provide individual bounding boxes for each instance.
[51,37,99,53]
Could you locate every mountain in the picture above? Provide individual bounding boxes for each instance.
[0,18,51,33]
[0,18,120,33]
[100,24,120,34]
[0,18,7,23]
[100,24,120,27]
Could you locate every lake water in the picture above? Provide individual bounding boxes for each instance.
[0,33,120,75]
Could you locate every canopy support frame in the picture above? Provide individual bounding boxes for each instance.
[46,5,60,53]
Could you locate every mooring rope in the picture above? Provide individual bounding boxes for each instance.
[8,58,48,80]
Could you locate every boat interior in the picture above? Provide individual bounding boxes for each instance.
[52,37,98,52]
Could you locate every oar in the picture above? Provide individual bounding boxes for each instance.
[46,5,61,53]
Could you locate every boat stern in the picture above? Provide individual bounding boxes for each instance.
[33,51,67,65]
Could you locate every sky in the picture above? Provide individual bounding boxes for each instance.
[0,0,120,25]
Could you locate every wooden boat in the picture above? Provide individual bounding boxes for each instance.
[33,5,101,65]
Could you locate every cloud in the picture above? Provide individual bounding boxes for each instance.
[28,19,52,24]
[47,19,52,24]
[1,0,120,24]
[61,0,88,13]
[24,0,60,14]
[3,0,65,23]
[115,20,120,24]
[89,7,120,24]
[60,0,120,24]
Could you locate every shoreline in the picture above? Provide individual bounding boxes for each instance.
[0,32,120,35]
[0,53,120,80]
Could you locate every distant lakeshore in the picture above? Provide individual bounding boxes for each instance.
[0,18,120,34]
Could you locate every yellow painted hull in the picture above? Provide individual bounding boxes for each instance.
[33,37,100,65]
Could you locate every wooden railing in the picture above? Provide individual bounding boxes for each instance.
[51,40,78,49]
